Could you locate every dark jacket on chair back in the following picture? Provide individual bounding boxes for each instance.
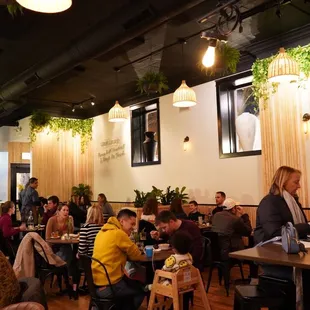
[254,194,309,245]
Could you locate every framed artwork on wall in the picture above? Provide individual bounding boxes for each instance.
[130,99,161,167]
[216,71,261,158]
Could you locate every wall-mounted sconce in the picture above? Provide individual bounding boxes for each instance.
[183,136,190,151]
[303,113,310,134]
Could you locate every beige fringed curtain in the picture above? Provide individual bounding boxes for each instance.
[260,82,308,207]
[31,131,94,202]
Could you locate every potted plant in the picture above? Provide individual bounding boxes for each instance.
[159,186,176,206]
[71,183,92,200]
[174,186,189,203]
[133,190,150,208]
[136,71,169,95]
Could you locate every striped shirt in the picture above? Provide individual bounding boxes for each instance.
[78,223,102,256]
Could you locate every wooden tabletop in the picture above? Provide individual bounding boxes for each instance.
[46,238,79,244]
[198,224,212,230]
[230,243,310,269]
[136,249,174,263]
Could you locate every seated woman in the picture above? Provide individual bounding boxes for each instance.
[0,201,26,239]
[78,205,104,257]
[46,204,79,299]
[97,193,114,222]
[254,166,310,307]
[141,198,158,223]
[170,198,187,220]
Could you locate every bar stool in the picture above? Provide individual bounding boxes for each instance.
[234,285,286,310]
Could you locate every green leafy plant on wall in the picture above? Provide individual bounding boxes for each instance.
[29,111,94,153]
[252,43,310,103]
[198,43,240,76]
[136,71,169,95]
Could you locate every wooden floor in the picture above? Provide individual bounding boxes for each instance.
[47,266,250,310]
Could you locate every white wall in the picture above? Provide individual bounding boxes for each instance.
[93,81,263,204]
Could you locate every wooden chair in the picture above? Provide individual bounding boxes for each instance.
[147,265,211,310]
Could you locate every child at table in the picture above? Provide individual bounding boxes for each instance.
[146,231,193,291]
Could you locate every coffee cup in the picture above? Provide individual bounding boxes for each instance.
[145,245,154,258]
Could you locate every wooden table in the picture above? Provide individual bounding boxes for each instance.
[198,224,212,230]
[230,243,310,269]
[137,249,174,263]
[46,238,79,245]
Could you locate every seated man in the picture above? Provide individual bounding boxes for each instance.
[151,211,203,271]
[151,211,203,310]
[212,198,252,260]
[212,191,226,215]
[92,209,145,310]
[187,200,205,222]
[41,196,59,225]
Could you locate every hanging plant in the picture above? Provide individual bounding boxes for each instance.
[198,43,240,76]
[136,71,169,95]
[29,111,94,154]
[6,2,23,17]
[252,43,310,103]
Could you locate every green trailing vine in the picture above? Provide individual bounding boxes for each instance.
[29,111,94,153]
[252,43,310,103]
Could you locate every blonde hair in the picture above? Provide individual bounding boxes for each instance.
[270,166,301,196]
[86,205,104,225]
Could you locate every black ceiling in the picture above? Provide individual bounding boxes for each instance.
[1,0,310,126]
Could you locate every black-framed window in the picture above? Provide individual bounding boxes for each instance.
[131,99,161,167]
[216,71,261,158]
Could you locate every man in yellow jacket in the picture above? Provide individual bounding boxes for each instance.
[92,208,145,309]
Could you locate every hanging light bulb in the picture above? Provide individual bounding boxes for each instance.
[91,100,95,106]
[202,39,217,68]
[173,80,197,108]
[303,113,310,134]
[108,101,127,122]
[268,47,300,83]
[16,0,72,13]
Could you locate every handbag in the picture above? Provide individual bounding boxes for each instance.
[281,222,307,254]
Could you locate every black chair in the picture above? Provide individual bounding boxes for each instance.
[204,231,244,296]
[32,240,72,298]
[234,284,286,310]
[79,254,131,310]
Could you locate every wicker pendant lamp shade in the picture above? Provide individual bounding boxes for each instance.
[268,47,300,83]
[16,0,72,13]
[173,80,197,108]
[108,101,127,122]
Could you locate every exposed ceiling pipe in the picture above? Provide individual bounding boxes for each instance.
[0,0,206,103]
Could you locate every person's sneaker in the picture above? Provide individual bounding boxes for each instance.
[144,284,152,292]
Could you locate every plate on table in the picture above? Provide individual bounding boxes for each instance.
[158,243,171,251]
[49,236,61,239]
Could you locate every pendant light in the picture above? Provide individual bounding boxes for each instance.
[108,101,127,122]
[173,39,197,108]
[268,47,300,83]
[202,38,217,68]
[16,0,72,13]
[108,68,127,122]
